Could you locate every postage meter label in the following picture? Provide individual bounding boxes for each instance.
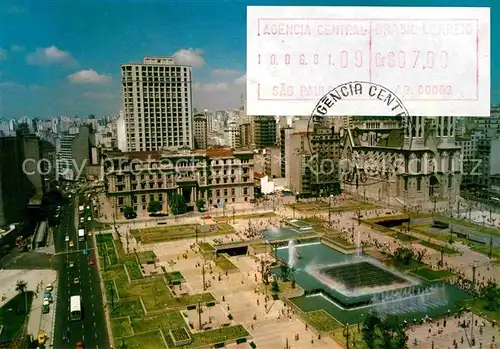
[246,6,490,117]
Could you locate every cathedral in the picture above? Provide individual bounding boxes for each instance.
[340,116,462,209]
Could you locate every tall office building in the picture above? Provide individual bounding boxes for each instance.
[121,56,193,151]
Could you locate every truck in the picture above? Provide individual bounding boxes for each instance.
[78,229,85,242]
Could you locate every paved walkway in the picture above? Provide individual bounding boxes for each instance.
[0,269,57,346]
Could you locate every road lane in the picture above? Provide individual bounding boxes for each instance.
[52,193,109,349]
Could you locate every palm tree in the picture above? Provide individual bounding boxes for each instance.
[15,280,28,313]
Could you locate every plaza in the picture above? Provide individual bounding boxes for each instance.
[94,193,500,348]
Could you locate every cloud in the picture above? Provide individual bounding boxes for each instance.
[234,74,246,85]
[68,69,111,84]
[26,46,77,66]
[192,74,246,110]
[0,81,45,92]
[8,6,25,14]
[172,48,205,68]
[84,92,116,99]
[0,48,7,60]
[11,45,25,52]
[194,82,229,92]
[212,68,239,76]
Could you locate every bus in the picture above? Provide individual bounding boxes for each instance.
[78,229,85,242]
[70,295,82,320]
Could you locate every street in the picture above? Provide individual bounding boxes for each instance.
[52,193,109,349]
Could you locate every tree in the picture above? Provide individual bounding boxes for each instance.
[361,312,380,349]
[378,318,394,349]
[147,200,163,215]
[15,280,28,313]
[271,280,280,294]
[415,249,427,263]
[123,206,137,219]
[169,194,187,215]
[480,280,500,311]
[391,247,414,265]
[279,265,290,281]
[196,198,206,212]
[393,323,409,349]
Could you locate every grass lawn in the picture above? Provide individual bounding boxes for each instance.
[289,200,379,213]
[164,271,185,284]
[437,215,500,238]
[125,260,144,280]
[468,299,500,324]
[0,291,34,342]
[164,325,249,348]
[322,235,356,250]
[411,267,454,281]
[331,325,367,349]
[109,299,145,319]
[214,255,238,271]
[110,317,134,338]
[131,223,234,244]
[137,251,157,264]
[198,242,215,252]
[122,329,167,348]
[213,212,276,222]
[301,310,342,332]
[131,312,186,335]
[417,240,459,255]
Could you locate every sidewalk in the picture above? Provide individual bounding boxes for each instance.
[0,269,57,345]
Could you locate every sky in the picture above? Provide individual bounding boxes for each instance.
[0,0,497,119]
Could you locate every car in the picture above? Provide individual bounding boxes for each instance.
[80,217,84,223]
[43,296,52,304]
[38,331,46,344]
[87,216,91,221]
[73,277,79,284]
[69,241,74,247]
[89,258,95,265]
[87,231,93,236]
[86,205,90,210]
[76,340,84,349]
[45,284,53,292]
[69,261,74,268]
[65,236,70,242]
[42,300,50,314]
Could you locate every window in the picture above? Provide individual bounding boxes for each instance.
[118,197,124,205]
[448,175,453,189]
[216,189,220,196]
[159,193,163,202]
[243,188,248,195]
[416,177,421,191]
[404,178,408,191]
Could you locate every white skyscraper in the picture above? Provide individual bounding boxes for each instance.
[121,56,193,151]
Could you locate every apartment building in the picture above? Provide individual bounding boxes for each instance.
[104,147,254,216]
[224,121,240,149]
[251,115,276,149]
[193,114,208,149]
[56,125,92,181]
[264,146,281,179]
[121,56,193,151]
[239,122,252,148]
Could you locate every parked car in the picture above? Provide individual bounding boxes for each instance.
[76,341,84,349]
[65,236,70,242]
[89,258,95,265]
[74,278,79,285]
[38,331,46,344]
[45,284,53,292]
[69,261,75,268]
[42,300,50,314]
[69,241,74,247]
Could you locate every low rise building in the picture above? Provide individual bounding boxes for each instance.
[104,147,254,217]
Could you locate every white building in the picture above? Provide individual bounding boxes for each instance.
[224,121,240,149]
[116,110,127,152]
[121,56,193,151]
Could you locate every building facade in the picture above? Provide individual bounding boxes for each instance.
[121,56,193,151]
[252,116,276,149]
[341,116,462,207]
[56,126,91,181]
[193,114,208,149]
[104,148,254,217]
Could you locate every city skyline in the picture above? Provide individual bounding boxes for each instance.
[0,0,498,118]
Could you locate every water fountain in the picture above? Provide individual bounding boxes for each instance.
[288,240,297,268]
[356,230,362,258]
[371,284,446,316]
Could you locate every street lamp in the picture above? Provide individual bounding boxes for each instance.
[328,195,333,226]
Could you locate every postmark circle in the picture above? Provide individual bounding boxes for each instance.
[306,81,414,189]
